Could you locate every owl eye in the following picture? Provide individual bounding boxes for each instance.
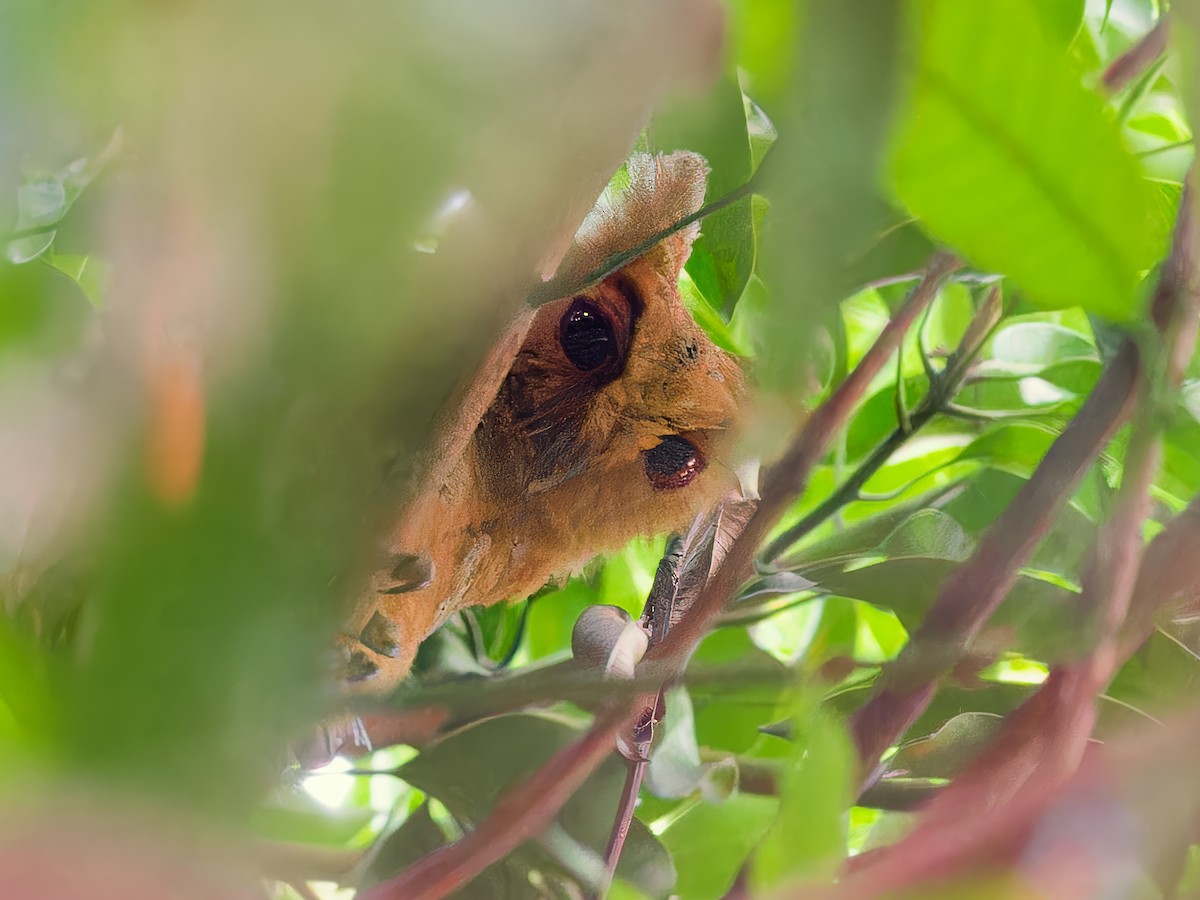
[643,435,705,491]
[560,298,617,371]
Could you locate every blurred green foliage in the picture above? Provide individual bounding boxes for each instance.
[1,0,1197,898]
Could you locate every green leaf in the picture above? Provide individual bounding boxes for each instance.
[879,509,975,564]
[801,557,1081,662]
[885,712,1003,779]
[753,704,852,887]
[690,630,789,753]
[955,423,1061,476]
[653,76,757,312]
[679,269,749,356]
[645,688,705,798]
[659,793,778,900]
[250,804,374,848]
[1033,0,1086,48]
[890,0,1164,321]
[986,322,1097,372]
[44,253,111,307]
[396,713,675,896]
[6,132,122,265]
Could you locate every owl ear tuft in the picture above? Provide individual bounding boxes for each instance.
[553,151,710,286]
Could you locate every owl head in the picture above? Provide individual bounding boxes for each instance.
[340,151,747,692]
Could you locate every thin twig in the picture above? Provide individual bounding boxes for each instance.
[836,176,1200,897]
[848,338,1141,785]
[591,759,647,899]
[763,284,1002,563]
[1138,138,1194,158]
[647,252,960,668]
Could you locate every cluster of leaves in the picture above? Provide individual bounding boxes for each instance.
[3,0,1200,898]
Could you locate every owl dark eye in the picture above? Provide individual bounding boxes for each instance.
[643,435,705,491]
[560,298,617,371]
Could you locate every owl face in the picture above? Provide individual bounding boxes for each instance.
[482,253,742,502]
[338,152,746,693]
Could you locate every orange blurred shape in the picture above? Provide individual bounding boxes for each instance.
[145,352,205,508]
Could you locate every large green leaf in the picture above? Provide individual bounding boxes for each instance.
[890,0,1164,321]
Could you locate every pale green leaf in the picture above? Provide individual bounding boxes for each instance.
[890,0,1164,321]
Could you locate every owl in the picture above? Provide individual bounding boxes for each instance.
[337,151,746,693]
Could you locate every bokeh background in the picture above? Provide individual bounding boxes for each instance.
[2,1,1198,898]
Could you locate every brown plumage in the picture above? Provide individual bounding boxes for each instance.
[338,151,746,692]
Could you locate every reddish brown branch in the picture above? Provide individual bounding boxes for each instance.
[836,177,1200,897]
[1102,16,1170,94]
[1122,493,1200,650]
[844,17,1185,787]
[848,339,1140,781]
[360,703,634,900]
[847,400,1163,885]
[850,182,1198,786]
[828,700,1200,900]
[592,758,647,899]
[647,251,960,668]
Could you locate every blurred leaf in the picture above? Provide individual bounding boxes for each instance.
[0,615,55,754]
[251,803,373,848]
[396,713,674,896]
[654,76,756,312]
[6,133,120,264]
[753,703,852,886]
[645,687,704,799]
[690,630,789,754]
[62,436,348,811]
[1034,0,1087,47]
[885,712,1003,779]
[43,253,109,307]
[364,803,447,888]
[659,793,778,900]
[758,0,905,388]
[728,0,797,110]
[363,803,528,899]
[890,0,1164,320]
